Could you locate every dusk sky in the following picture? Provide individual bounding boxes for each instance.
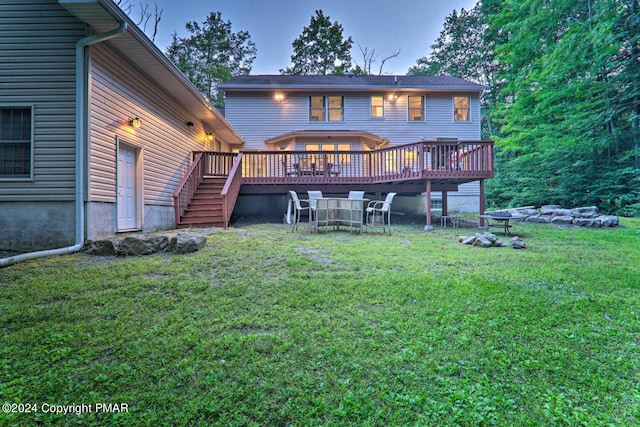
[146,0,478,75]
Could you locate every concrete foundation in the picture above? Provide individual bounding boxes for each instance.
[0,201,75,252]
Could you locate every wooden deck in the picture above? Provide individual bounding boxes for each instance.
[174,140,494,227]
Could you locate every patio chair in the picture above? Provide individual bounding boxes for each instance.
[288,191,311,232]
[365,192,397,234]
[348,191,365,199]
[307,190,324,232]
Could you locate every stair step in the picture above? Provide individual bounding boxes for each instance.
[189,199,222,206]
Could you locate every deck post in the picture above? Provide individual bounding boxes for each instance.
[479,178,486,227]
[424,179,433,231]
[442,190,448,217]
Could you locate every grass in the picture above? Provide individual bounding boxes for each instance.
[1,218,640,426]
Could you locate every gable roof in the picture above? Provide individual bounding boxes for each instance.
[58,0,243,145]
[218,75,487,93]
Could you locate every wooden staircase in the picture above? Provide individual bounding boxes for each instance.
[178,177,227,228]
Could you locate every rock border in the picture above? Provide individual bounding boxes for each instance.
[81,229,214,256]
[492,205,618,228]
[459,232,526,249]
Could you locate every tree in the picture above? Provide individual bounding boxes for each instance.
[486,0,640,214]
[354,44,401,75]
[412,0,640,216]
[281,10,353,75]
[115,0,162,42]
[166,11,256,106]
[408,4,500,136]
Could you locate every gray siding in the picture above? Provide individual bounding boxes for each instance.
[224,92,482,150]
[88,43,215,206]
[0,0,85,200]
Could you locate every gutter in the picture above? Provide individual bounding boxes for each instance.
[0,22,127,268]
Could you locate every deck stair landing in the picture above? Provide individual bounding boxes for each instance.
[178,177,226,228]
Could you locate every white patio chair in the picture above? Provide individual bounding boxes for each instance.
[288,190,311,232]
[307,190,323,218]
[348,191,365,199]
[365,192,397,234]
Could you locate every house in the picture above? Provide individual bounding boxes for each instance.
[0,0,244,256]
[218,74,490,218]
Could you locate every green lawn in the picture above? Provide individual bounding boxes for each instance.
[1,219,640,426]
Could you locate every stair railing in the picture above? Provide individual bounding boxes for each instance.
[220,153,243,228]
[172,152,205,226]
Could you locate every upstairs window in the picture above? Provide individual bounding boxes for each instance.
[370,95,384,118]
[408,96,424,121]
[309,96,344,121]
[454,96,471,121]
[0,107,32,179]
[309,96,325,121]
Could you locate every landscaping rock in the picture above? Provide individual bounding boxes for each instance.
[167,235,207,254]
[81,240,117,256]
[510,236,527,249]
[571,206,599,218]
[473,235,494,248]
[117,235,169,256]
[598,215,619,227]
[572,217,599,227]
[526,215,552,224]
[550,215,574,225]
[540,205,562,215]
[460,232,517,249]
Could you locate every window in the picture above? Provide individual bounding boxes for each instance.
[408,96,424,121]
[454,96,470,121]
[309,96,325,121]
[0,107,32,178]
[309,96,344,121]
[370,95,384,118]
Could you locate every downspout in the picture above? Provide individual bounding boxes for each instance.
[0,22,127,268]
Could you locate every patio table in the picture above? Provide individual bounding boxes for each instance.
[314,198,368,234]
[479,214,513,235]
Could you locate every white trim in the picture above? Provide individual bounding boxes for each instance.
[116,136,144,231]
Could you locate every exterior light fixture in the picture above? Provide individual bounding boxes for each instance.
[129,117,141,128]
[206,132,214,142]
[387,93,398,102]
[274,92,285,103]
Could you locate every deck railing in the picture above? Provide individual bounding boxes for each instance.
[172,152,205,226]
[175,141,493,224]
[240,140,493,184]
[220,153,243,227]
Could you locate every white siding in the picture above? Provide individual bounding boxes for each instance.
[0,0,85,201]
[88,43,215,206]
[225,92,482,149]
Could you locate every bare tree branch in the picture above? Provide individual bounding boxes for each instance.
[378,49,401,75]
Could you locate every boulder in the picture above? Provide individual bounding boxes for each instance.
[117,235,169,256]
[550,215,574,225]
[540,205,562,215]
[167,235,207,254]
[572,217,599,227]
[552,208,573,217]
[473,235,494,248]
[598,215,619,227]
[510,236,526,249]
[571,206,599,218]
[509,208,538,217]
[526,215,551,224]
[81,240,117,256]
[460,236,476,245]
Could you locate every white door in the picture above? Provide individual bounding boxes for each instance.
[118,145,137,230]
